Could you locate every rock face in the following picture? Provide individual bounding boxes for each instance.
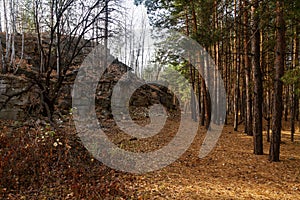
[0,75,39,120]
[0,32,178,120]
[0,59,178,121]
[95,60,178,121]
[70,59,179,121]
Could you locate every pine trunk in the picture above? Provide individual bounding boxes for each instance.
[243,0,253,136]
[251,0,263,155]
[269,0,285,162]
[291,22,298,142]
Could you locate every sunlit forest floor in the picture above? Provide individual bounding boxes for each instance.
[1,115,300,199]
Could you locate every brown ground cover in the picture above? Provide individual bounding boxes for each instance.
[1,115,299,199]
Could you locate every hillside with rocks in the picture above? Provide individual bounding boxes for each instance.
[0,33,178,122]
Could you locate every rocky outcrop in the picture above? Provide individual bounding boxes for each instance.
[0,74,39,120]
[103,61,178,120]
[68,59,179,121]
[0,60,178,121]
[0,33,178,121]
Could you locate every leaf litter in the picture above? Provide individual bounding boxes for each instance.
[0,116,300,199]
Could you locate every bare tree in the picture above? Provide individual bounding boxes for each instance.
[29,0,117,119]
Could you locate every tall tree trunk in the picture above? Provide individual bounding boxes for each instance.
[284,86,289,121]
[9,0,16,70]
[0,37,5,73]
[21,32,24,61]
[233,57,240,131]
[243,0,253,135]
[266,27,271,142]
[56,1,61,78]
[0,9,6,73]
[190,1,198,121]
[291,23,298,142]
[199,51,206,126]
[251,0,263,155]
[269,0,285,162]
[104,0,109,67]
[204,50,211,129]
[233,0,239,131]
[291,85,297,142]
[200,77,206,126]
[140,16,146,78]
[197,75,202,120]
[213,0,220,125]
[184,6,197,122]
[224,38,229,125]
[3,0,10,71]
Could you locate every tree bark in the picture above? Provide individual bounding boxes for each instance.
[184,6,197,122]
[204,50,211,129]
[0,9,6,73]
[284,86,289,121]
[251,0,263,155]
[104,0,109,67]
[291,22,298,142]
[3,0,11,72]
[213,0,220,125]
[233,0,239,131]
[9,0,16,70]
[243,0,253,136]
[269,0,285,162]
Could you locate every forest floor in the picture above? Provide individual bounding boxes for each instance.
[1,114,300,199]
